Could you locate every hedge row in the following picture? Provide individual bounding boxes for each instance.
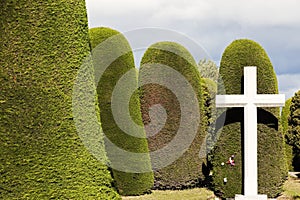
[282,98,292,134]
[198,60,218,152]
[281,98,294,171]
[287,90,300,171]
[198,59,219,83]
[211,39,287,198]
[139,42,206,189]
[89,27,154,196]
[0,1,119,199]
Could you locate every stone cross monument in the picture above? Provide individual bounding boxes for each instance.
[216,67,285,200]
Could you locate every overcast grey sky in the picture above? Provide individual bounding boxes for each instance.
[86,0,300,99]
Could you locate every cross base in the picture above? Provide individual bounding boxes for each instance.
[235,194,267,200]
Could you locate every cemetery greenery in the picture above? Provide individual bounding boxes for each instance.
[1,2,295,198]
[198,60,218,156]
[210,39,287,198]
[281,98,294,171]
[198,59,219,83]
[287,90,300,171]
[0,1,120,199]
[282,98,292,134]
[201,78,217,144]
[89,27,154,196]
[139,42,206,189]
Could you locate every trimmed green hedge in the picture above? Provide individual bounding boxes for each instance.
[198,59,219,82]
[211,39,287,198]
[282,98,292,134]
[201,78,217,157]
[281,98,294,171]
[139,42,206,189]
[0,1,120,199]
[89,27,154,196]
[287,90,300,171]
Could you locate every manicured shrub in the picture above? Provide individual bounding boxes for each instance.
[198,59,219,82]
[281,98,294,171]
[282,98,292,134]
[89,27,154,196]
[198,59,218,157]
[0,1,120,199]
[287,90,300,171]
[211,39,287,198]
[201,78,218,159]
[139,42,206,189]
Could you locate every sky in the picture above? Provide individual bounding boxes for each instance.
[86,0,300,99]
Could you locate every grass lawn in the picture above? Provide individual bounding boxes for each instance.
[278,176,300,200]
[122,175,300,200]
[122,188,215,200]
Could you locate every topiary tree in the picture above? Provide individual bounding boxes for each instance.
[198,59,219,82]
[139,41,206,189]
[282,98,292,134]
[211,39,287,198]
[0,1,120,199]
[287,90,300,171]
[197,59,219,178]
[89,27,154,196]
[200,78,218,159]
[281,98,294,171]
[198,59,218,155]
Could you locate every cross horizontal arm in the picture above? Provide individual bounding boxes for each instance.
[216,94,285,108]
[216,95,247,107]
[254,94,285,107]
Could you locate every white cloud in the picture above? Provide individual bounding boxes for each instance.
[87,0,300,27]
[208,0,300,26]
[86,0,161,16]
[152,1,212,21]
[86,0,300,98]
[277,73,300,99]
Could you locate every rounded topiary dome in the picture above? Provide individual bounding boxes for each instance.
[89,27,154,196]
[287,90,300,171]
[0,1,119,199]
[139,41,206,189]
[211,39,287,198]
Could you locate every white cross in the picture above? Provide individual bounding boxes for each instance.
[216,67,285,199]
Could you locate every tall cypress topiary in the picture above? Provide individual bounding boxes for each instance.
[211,39,287,198]
[139,42,206,189]
[89,27,154,196]
[0,1,120,199]
[287,90,300,171]
[198,59,219,83]
[282,98,292,134]
[200,77,218,167]
[281,98,294,171]
[198,60,218,157]
[0,0,119,199]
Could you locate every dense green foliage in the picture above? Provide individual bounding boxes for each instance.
[139,42,206,189]
[282,98,292,134]
[198,59,218,167]
[201,78,217,158]
[198,60,218,145]
[0,1,120,199]
[211,39,287,198]
[287,90,300,152]
[281,98,294,171]
[201,78,217,134]
[198,59,219,82]
[89,27,154,196]
[287,90,300,171]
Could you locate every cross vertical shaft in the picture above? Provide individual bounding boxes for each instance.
[244,67,258,196]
